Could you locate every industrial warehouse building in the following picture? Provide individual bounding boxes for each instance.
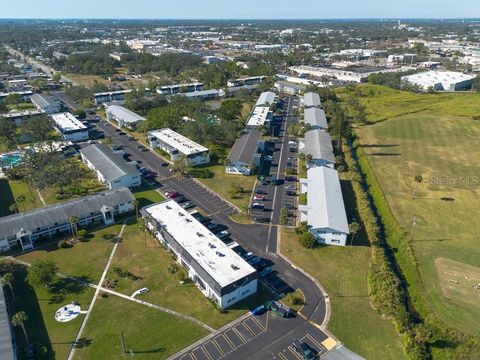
[31,93,62,114]
[51,112,89,142]
[148,128,210,166]
[106,105,145,129]
[0,188,135,252]
[80,144,141,189]
[225,129,262,175]
[303,107,327,130]
[299,166,349,246]
[142,200,258,309]
[299,129,335,168]
[303,92,321,108]
[401,70,475,91]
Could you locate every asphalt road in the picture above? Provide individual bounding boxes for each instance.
[93,118,330,357]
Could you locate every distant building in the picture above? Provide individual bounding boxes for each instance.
[157,82,204,95]
[299,166,349,246]
[227,76,267,87]
[299,129,335,168]
[401,70,475,91]
[303,107,327,130]
[7,79,27,91]
[180,89,222,101]
[255,91,276,107]
[148,128,210,166]
[0,187,135,252]
[1,109,45,126]
[203,56,227,64]
[274,80,306,95]
[0,90,33,103]
[94,89,153,105]
[276,74,326,88]
[106,105,145,129]
[51,112,89,142]
[31,93,62,114]
[226,129,262,175]
[246,106,271,127]
[303,92,321,108]
[141,200,258,309]
[80,144,141,189]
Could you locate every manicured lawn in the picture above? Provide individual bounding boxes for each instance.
[74,295,209,360]
[7,102,35,111]
[0,178,41,217]
[107,219,273,329]
[356,106,480,336]
[0,261,95,360]
[196,165,256,210]
[132,182,165,209]
[16,223,122,283]
[281,228,405,360]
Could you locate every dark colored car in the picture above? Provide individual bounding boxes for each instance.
[292,340,317,360]
[119,131,126,135]
[128,136,135,141]
[174,195,188,203]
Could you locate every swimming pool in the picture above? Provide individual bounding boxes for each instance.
[0,152,23,168]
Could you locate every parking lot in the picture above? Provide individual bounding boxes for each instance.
[176,314,269,360]
[276,332,327,360]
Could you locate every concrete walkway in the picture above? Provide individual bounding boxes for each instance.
[36,188,46,206]
[66,222,127,360]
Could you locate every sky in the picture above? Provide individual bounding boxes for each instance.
[0,0,479,19]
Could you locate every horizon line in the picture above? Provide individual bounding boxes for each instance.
[1,17,480,21]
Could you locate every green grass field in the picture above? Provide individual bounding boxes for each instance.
[354,86,480,337]
[17,224,122,283]
[0,260,95,360]
[0,179,41,216]
[74,295,209,360]
[107,219,272,329]
[281,228,405,360]
[338,84,480,123]
[131,182,165,209]
[196,164,256,210]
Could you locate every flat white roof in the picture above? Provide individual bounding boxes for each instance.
[148,128,208,156]
[401,70,475,87]
[246,106,270,127]
[145,200,256,287]
[300,166,349,234]
[255,91,276,107]
[51,112,87,132]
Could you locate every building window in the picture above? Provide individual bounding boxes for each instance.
[227,297,237,303]
[241,289,250,296]
[331,239,340,243]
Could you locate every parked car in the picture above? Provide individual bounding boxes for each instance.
[207,222,218,231]
[286,191,296,196]
[247,256,261,265]
[251,202,265,210]
[115,128,121,132]
[251,304,268,316]
[264,155,273,161]
[215,230,229,239]
[119,131,126,135]
[164,190,179,199]
[174,195,187,203]
[128,136,135,141]
[254,217,270,224]
[259,267,272,277]
[285,176,297,182]
[292,340,317,360]
[255,189,268,195]
[253,193,266,201]
[181,202,195,210]
[285,185,295,191]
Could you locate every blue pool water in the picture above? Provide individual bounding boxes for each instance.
[0,153,23,167]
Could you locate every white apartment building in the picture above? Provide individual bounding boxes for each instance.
[50,112,89,142]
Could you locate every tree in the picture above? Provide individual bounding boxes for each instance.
[167,263,180,286]
[172,155,188,177]
[1,272,15,299]
[5,93,22,108]
[12,311,28,344]
[68,215,79,241]
[280,208,289,225]
[0,118,17,146]
[15,195,25,212]
[299,231,316,249]
[133,199,139,218]
[8,203,17,214]
[349,222,361,246]
[412,175,423,199]
[0,101,7,114]
[20,115,54,142]
[77,229,87,242]
[27,259,58,287]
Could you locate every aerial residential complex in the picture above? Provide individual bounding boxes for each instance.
[148,128,210,166]
[106,104,146,129]
[50,112,89,142]
[299,166,349,246]
[299,129,335,168]
[226,129,263,175]
[0,188,135,252]
[31,93,62,114]
[80,144,141,189]
[142,200,258,309]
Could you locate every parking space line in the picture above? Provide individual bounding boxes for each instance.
[180,354,194,360]
[242,322,256,338]
[288,346,303,360]
[305,333,324,350]
[223,333,236,350]
[278,352,289,360]
[250,315,267,332]
[232,327,247,344]
[212,339,226,357]
[190,351,198,360]
[201,346,213,360]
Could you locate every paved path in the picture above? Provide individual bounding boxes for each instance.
[66,222,126,360]
[36,188,46,206]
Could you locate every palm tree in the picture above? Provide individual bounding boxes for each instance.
[12,311,28,344]
[138,218,150,247]
[68,215,79,242]
[15,195,25,212]
[133,199,140,218]
[349,222,361,246]
[412,175,423,199]
[167,263,179,286]
[1,273,15,299]
[8,203,17,214]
